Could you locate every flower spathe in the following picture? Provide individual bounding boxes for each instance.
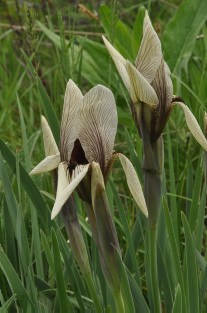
[30,80,148,218]
[103,11,207,149]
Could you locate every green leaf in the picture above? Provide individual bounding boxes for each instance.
[0,247,33,311]
[127,270,150,313]
[114,250,135,313]
[163,198,187,313]
[172,285,182,313]
[132,6,145,57]
[0,294,16,313]
[162,0,207,73]
[182,213,200,313]
[0,140,49,228]
[21,50,60,144]
[99,4,133,60]
[52,230,74,313]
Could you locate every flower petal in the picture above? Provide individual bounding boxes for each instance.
[126,61,159,107]
[60,80,83,161]
[78,85,117,171]
[176,102,207,151]
[135,11,162,83]
[51,164,89,219]
[56,162,69,197]
[102,36,130,91]
[118,153,148,217]
[30,154,60,175]
[41,116,59,156]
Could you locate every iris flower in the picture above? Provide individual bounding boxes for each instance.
[102,11,207,150]
[30,80,148,219]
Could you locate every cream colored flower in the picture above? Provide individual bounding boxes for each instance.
[103,11,207,149]
[30,80,148,219]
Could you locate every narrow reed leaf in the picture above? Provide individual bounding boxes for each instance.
[114,249,135,313]
[110,180,140,283]
[0,140,49,226]
[21,50,60,143]
[163,198,187,313]
[17,94,31,171]
[0,247,33,311]
[182,213,200,313]
[0,154,30,272]
[188,159,203,232]
[52,230,74,313]
[127,270,150,313]
[201,265,207,306]
[0,294,16,313]
[41,231,55,275]
[172,285,182,313]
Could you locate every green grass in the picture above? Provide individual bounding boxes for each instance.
[0,0,207,312]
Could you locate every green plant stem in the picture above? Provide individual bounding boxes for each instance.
[113,289,125,313]
[85,272,102,313]
[148,224,161,313]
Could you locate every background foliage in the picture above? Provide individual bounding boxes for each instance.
[0,0,207,312]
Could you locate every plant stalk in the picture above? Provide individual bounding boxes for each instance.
[113,289,125,313]
[61,197,102,313]
[148,224,161,313]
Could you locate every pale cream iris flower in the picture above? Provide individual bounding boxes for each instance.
[30,80,148,219]
[103,11,207,149]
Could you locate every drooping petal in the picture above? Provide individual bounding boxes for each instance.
[176,102,207,151]
[55,162,69,197]
[41,116,59,156]
[51,164,89,219]
[126,61,159,107]
[78,85,117,171]
[60,80,83,161]
[135,11,162,83]
[102,36,130,91]
[118,153,148,217]
[30,154,60,175]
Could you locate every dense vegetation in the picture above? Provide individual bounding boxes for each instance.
[0,1,207,312]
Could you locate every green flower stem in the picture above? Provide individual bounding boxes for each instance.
[113,289,125,313]
[61,197,102,313]
[84,272,103,313]
[148,224,161,313]
[140,118,163,312]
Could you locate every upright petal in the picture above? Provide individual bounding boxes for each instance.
[135,11,162,83]
[150,60,173,138]
[175,102,207,151]
[102,36,130,91]
[30,154,60,175]
[78,85,117,172]
[118,153,148,217]
[60,80,83,161]
[41,116,59,156]
[126,61,159,107]
[51,164,89,219]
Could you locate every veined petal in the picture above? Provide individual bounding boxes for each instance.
[135,11,162,83]
[60,80,83,161]
[78,85,117,171]
[176,102,207,151]
[118,153,148,217]
[91,161,105,208]
[41,116,59,156]
[51,164,89,219]
[30,154,60,175]
[102,36,130,91]
[126,61,159,107]
[56,162,69,197]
